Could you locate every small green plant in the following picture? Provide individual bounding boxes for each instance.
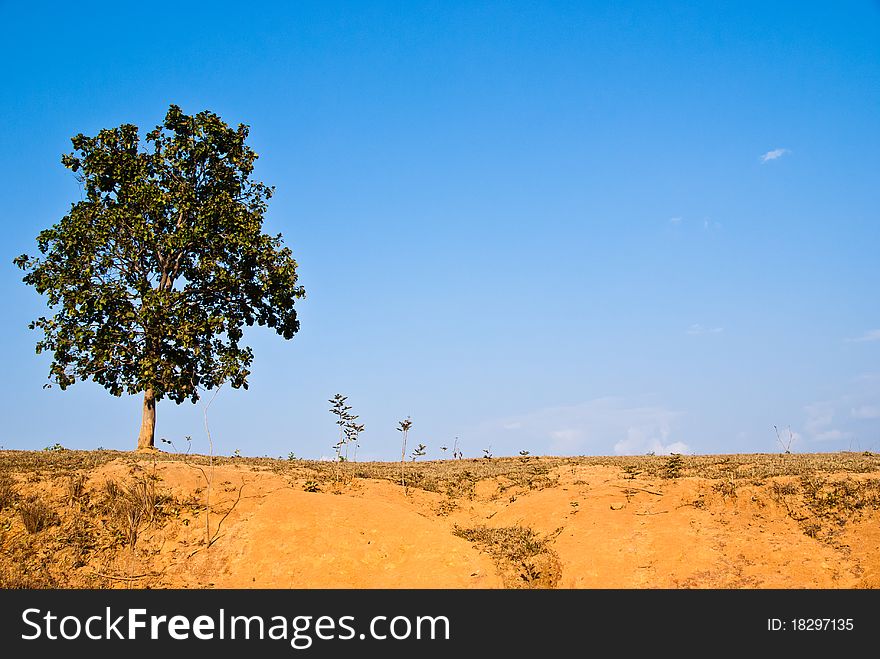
[43,443,65,452]
[483,446,493,460]
[303,480,320,493]
[160,435,193,455]
[232,448,242,458]
[330,394,352,460]
[346,420,366,462]
[287,452,297,461]
[410,443,427,461]
[329,394,365,461]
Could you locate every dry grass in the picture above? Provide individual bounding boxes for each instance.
[0,449,121,474]
[268,451,880,496]
[769,473,880,543]
[1,448,878,588]
[0,455,197,587]
[0,472,16,510]
[19,495,59,534]
[453,524,562,588]
[0,540,58,589]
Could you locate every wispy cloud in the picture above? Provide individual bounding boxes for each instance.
[475,397,685,456]
[796,377,880,451]
[760,148,789,163]
[687,324,723,335]
[846,329,880,343]
[804,401,835,435]
[851,405,880,419]
[668,217,682,225]
[814,429,851,442]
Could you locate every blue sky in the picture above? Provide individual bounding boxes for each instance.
[1,1,878,460]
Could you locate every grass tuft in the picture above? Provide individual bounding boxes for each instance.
[19,495,59,533]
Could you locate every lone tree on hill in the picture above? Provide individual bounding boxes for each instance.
[14,104,305,451]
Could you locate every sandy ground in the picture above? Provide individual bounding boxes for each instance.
[2,454,879,589]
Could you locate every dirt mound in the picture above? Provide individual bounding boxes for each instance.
[1,450,878,589]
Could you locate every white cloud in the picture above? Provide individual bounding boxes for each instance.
[814,429,851,442]
[474,397,684,457]
[798,379,880,450]
[804,401,835,435]
[760,148,789,163]
[851,405,880,419]
[846,329,880,343]
[687,324,723,335]
[614,432,688,456]
[669,217,682,225]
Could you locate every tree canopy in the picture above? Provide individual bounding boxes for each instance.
[14,104,305,449]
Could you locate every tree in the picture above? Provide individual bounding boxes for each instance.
[329,393,366,461]
[397,416,412,488]
[329,393,354,460]
[14,104,305,451]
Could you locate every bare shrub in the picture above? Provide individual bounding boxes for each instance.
[19,496,58,534]
[67,473,87,507]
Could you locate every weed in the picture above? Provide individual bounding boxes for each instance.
[771,481,798,497]
[97,473,170,549]
[622,464,641,480]
[19,495,59,533]
[662,454,684,479]
[0,473,16,510]
[714,480,737,499]
[0,543,58,588]
[770,474,880,544]
[452,524,561,588]
[303,480,320,493]
[57,515,97,566]
[98,479,122,513]
[410,443,427,461]
[124,474,161,525]
[66,473,87,507]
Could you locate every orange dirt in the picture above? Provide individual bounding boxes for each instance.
[2,452,879,589]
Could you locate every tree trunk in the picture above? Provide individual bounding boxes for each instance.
[137,388,156,451]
